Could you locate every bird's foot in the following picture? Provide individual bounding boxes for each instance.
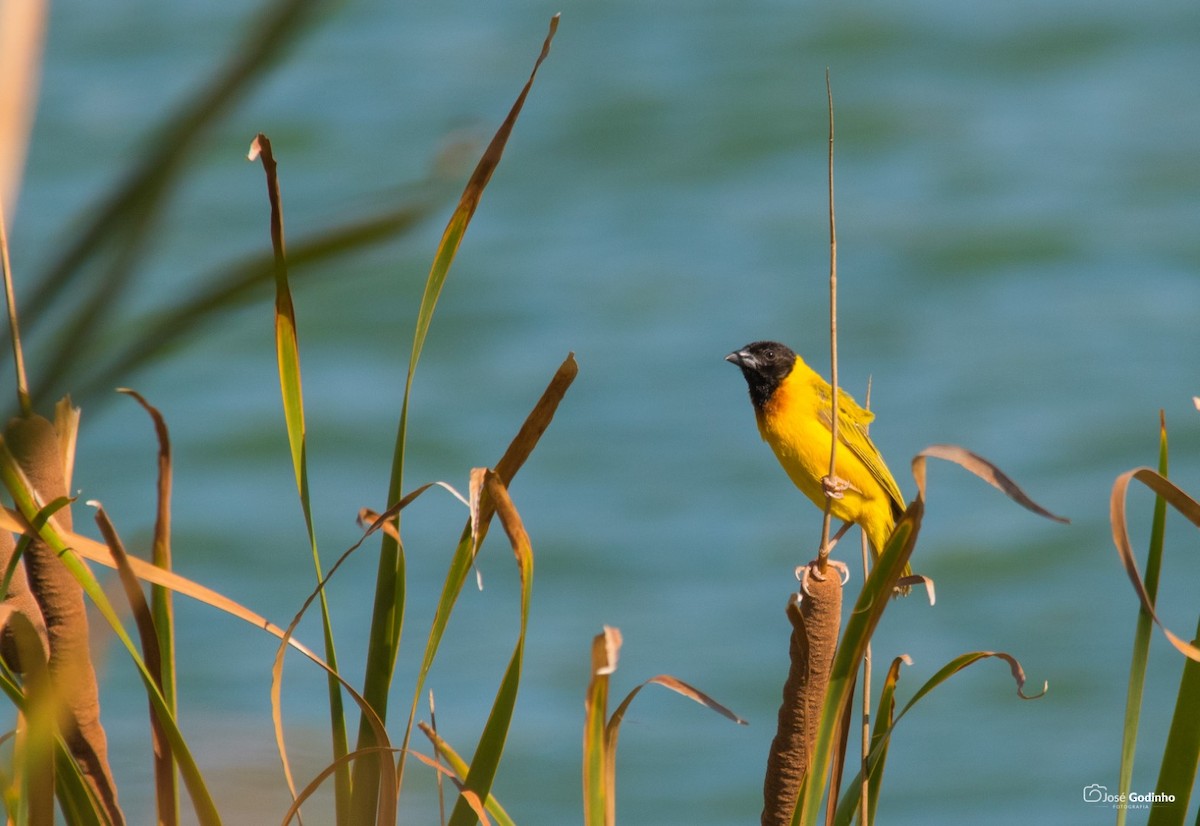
[796,558,850,596]
[821,474,855,500]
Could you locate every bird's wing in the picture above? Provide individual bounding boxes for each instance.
[817,385,906,514]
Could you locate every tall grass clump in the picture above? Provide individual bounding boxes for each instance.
[1110,413,1200,824]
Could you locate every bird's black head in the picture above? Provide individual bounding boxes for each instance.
[725,340,798,409]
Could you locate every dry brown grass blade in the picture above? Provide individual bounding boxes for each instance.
[626,675,747,727]
[405,750,494,826]
[356,480,465,544]
[270,480,467,822]
[116,390,176,681]
[269,484,457,825]
[913,444,1069,523]
[1111,467,1200,662]
[475,352,578,548]
[279,745,400,826]
[90,503,176,825]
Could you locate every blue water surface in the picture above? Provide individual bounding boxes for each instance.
[7,0,1200,823]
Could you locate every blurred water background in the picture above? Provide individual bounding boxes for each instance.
[6,0,1200,823]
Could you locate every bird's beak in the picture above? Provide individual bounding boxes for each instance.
[725,349,753,369]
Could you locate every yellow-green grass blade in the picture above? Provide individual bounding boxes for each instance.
[0,493,68,600]
[280,746,401,826]
[446,472,534,826]
[51,747,110,826]
[1117,415,1168,826]
[250,132,350,822]
[1147,614,1200,826]
[118,389,179,826]
[583,627,620,826]
[419,721,517,826]
[26,0,328,410]
[352,16,560,818]
[350,6,561,792]
[862,656,908,826]
[837,655,910,826]
[0,439,223,826]
[793,506,920,826]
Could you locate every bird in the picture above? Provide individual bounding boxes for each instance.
[726,340,910,593]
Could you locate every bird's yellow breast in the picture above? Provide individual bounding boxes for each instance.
[754,364,892,546]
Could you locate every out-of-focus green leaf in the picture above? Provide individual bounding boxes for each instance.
[26,0,332,409]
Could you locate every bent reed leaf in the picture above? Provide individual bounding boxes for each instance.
[832,650,1040,826]
[269,479,450,822]
[444,472,534,826]
[913,444,1069,524]
[1111,467,1200,662]
[1117,413,1168,823]
[584,626,745,826]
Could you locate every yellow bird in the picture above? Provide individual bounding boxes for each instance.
[726,340,910,591]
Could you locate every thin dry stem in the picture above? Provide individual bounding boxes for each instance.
[818,68,838,575]
[0,202,31,415]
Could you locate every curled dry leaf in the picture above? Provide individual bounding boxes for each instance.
[913,444,1069,524]
[592,625,622,677]
[1111,467,1200,662]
